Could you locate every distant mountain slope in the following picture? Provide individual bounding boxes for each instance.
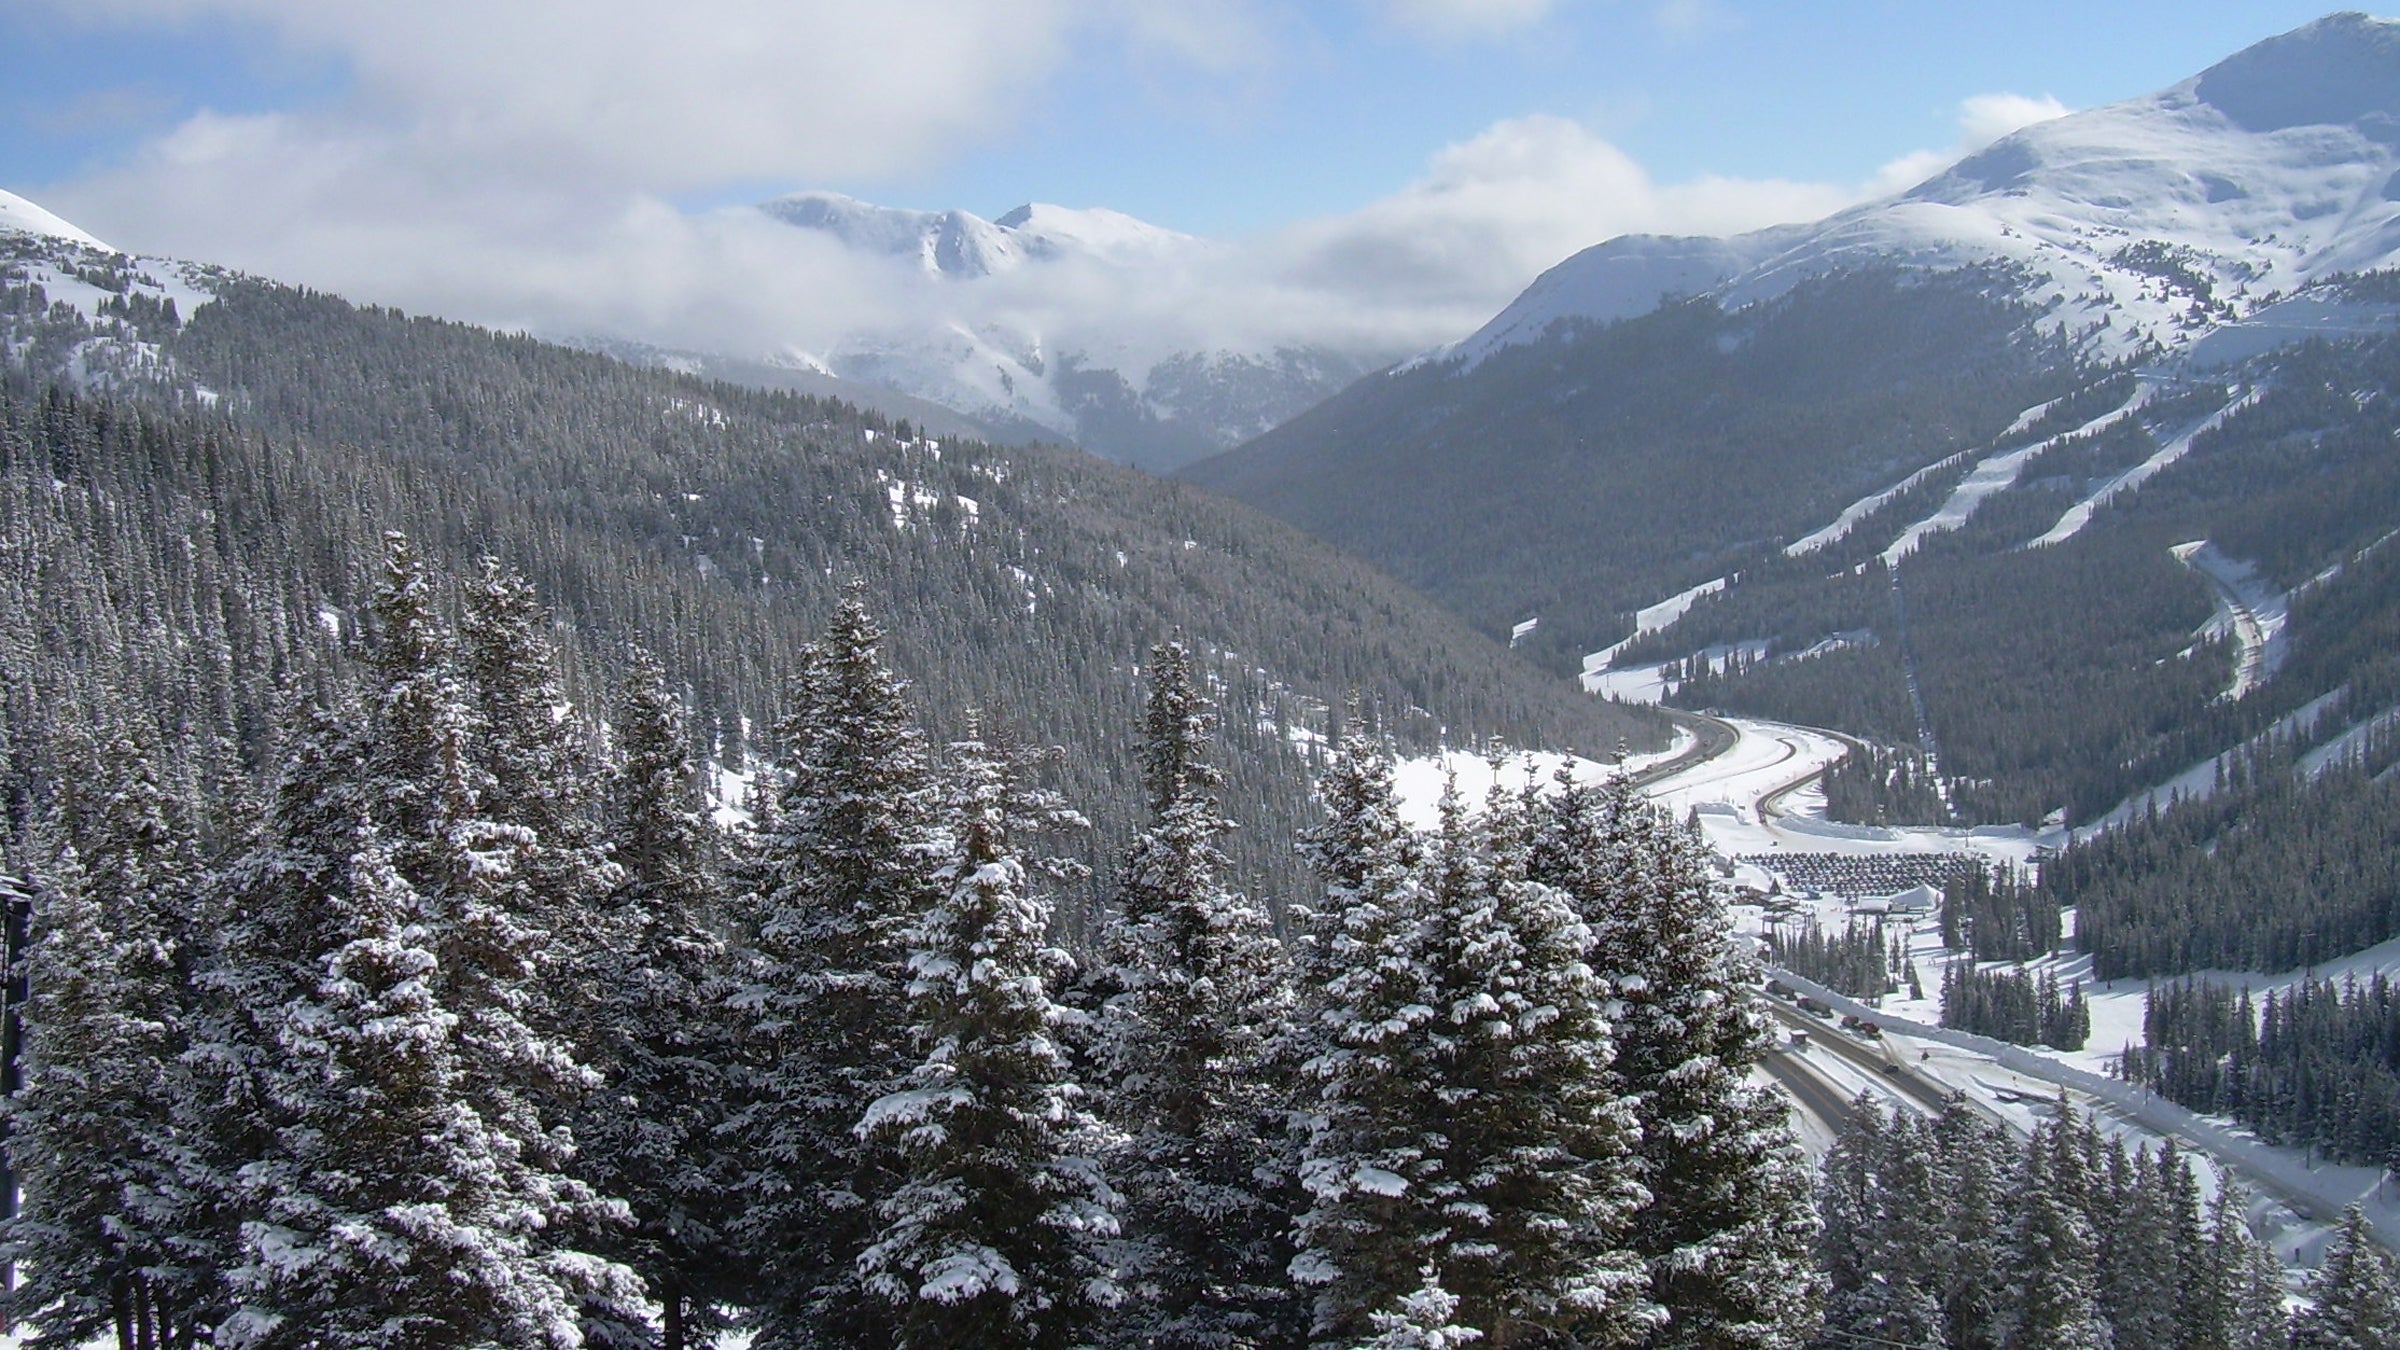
[1189,13,2400,632]
[1185,265,2081,670]
[0,217,1659,910]
[1183,13,2400,829]
[1445,12,2400,372]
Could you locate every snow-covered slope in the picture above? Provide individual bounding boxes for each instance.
[0,188,112,251]
[1445,11,2400,370]
[0,191,226,395]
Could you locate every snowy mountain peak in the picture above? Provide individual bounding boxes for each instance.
[0,189,112,252]
[1437,11,2400,372]
[756,191,1193,281]
[991,202,1196,262]
[2189,10,2400,135]
[756,191,1031,279]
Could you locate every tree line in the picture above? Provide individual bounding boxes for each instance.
[1939,963,2091,1051]
[2052,732,2400,981]
[1764,920,1912,1002]
[2119,975,2400,1171]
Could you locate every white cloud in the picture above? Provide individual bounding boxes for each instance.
[41,100,1897,384]
[1868,90,2070,195]
[1957,91,2071,145]
[1240,114,1852,347]
[32,0,1216,191]
[22,0,2085,406]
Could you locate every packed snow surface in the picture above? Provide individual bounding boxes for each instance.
[1880,383,2150,567]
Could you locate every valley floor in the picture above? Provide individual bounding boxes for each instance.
[1396,711,2399,1267]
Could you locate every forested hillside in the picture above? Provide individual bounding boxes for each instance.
[1183,265,2082,672]
[0,238,1660,911]
[1667,329,2400,824]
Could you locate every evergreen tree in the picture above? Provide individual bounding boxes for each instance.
[1928,1097,2010,1350]
[1416,773,1651,1347]
[362,535,631,1321]
[5,835,196,1350]
[573,651,741,1350]
[2289,1206,2400,1350]
[854,728,1120,1349]
[730,589,945,1348]
[1288,729,1443,1347]
[2196,1174,2287,1350]
[1091,639,1298,1348]
[1537,778,1823,1348]
[2002,1116,2105,1350]
[1812,1097,1883,1338]
[186,697,380,1346]
[216,821,615,1350]
[1818,1109,1944,1350]
[2095,1142,2179,1350]
[11,729,222,1347]
[456,556,620,1027]
[1357,1270,1485,1350]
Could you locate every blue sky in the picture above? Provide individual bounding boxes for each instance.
[3,2,2344,235]
[0,2,2358,357]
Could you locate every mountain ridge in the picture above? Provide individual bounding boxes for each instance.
[1434,10,2400,373]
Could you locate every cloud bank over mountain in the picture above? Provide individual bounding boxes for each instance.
[13,0,2078,437]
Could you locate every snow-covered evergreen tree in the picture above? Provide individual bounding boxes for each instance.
[1288,729,1443,1347]
[1534,776,1822,1348]
[2095,1141,2180,1350]
[187,695,379,1344]
[217,821,613,1350]
[1928,1097,2011,1350]
[2001,1114,2106,1350]
[361,536,628,1308]
[730,588,945,1348]
[1091,640,1297,1348]
[855,728,1119,1349]
[2194,1174,2287,1350]
[1356,1269,1484,1350]
[574,651,741,1350]
[6,833,195,1349]
[5,729,222,1348]
[457,557,621,1028]
[1414,773,1651,1347]
[189,539,633,1348]
[2289,1205,2400,1350]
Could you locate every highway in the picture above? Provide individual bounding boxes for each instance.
[1755,1040,1860,1133]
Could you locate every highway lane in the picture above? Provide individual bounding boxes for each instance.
[1756,1041,1860,1134]
[1626,709,1739,789]
[1760,998,1959,1119]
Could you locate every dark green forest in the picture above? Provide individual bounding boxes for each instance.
[0,239,1661,917]
[1185,265,2083,672]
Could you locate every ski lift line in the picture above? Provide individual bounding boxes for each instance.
[1886,568,1940,768]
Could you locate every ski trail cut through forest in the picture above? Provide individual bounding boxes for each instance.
[2024,388,2260,549]
[1878,383,2153,567]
